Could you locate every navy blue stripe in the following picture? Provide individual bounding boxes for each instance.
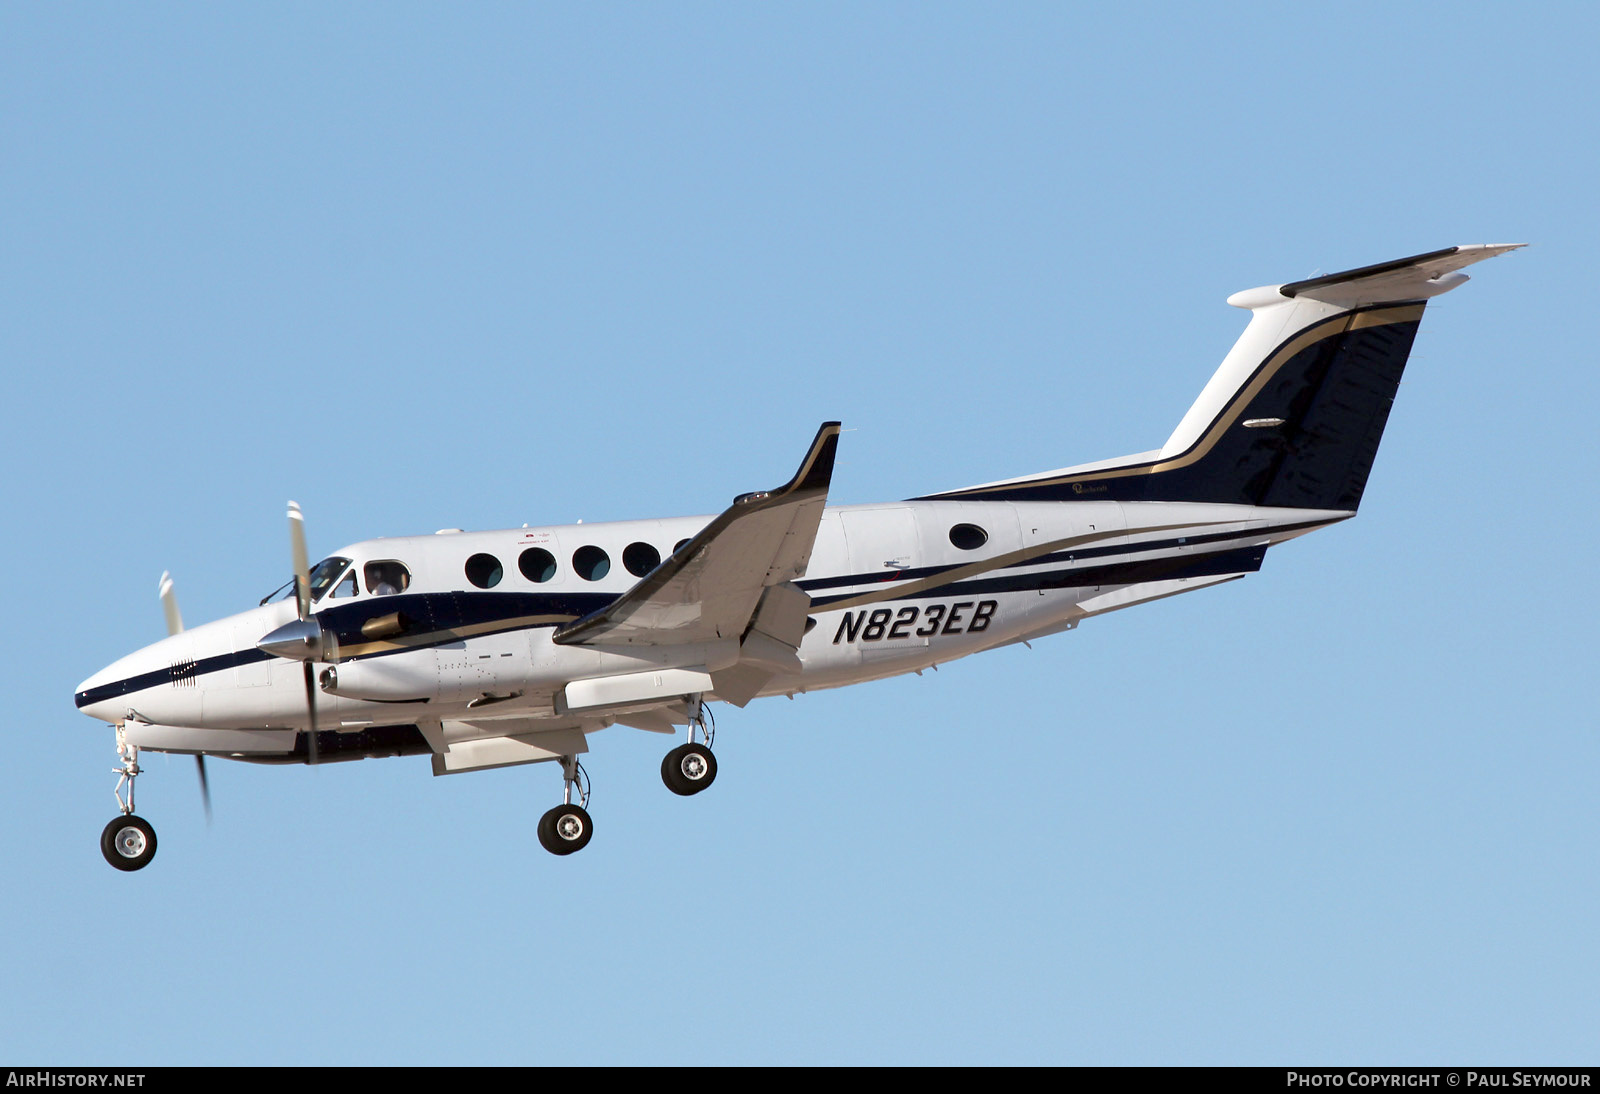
[76,591,619,709]
[318,590,612,653]
[75,647,275,709]
[808,545,1266,609]
[797,520,1321,596]
[78,532,1285,708]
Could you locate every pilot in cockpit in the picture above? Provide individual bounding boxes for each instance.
[365,561,410,597]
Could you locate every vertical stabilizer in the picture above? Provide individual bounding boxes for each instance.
[922,245,1522,509]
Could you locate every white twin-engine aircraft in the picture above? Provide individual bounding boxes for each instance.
[76,244,1519,869]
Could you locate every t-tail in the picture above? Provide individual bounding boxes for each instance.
[920,244,1523,510]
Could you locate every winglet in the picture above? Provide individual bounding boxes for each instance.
[554,421,843,648]
[737,421,841,506]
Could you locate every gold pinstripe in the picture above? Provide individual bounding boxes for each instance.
[338,613,580,659]
[814,520,1244,613]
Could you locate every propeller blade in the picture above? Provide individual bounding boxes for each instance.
[303,661,320,766]
[195,755,212,825]
[156,574,210,820]
[158,571,183,636]
[284,503,321,764]
[288,501,311,621]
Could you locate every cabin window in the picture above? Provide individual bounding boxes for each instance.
[673,538,692,555]
[623,541,661,577]
[949,524,988,551]
[465,553,504,589]
[519,547,557,583]
[573,545,610,581]
[365,560,411,596]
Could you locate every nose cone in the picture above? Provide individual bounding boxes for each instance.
[257,617,325,661]
[75,665,114,718]
[74,626,203,724]
[75,646,162,723]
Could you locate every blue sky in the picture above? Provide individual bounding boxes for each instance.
[2,4,1595,1064]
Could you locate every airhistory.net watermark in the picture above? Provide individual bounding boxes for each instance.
[6,1074,145,1088]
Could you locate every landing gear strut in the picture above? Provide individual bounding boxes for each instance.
[102,726,157,872]
[537,754,593,856]
[661,696,717,796]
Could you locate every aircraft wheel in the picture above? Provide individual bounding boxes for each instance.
[538,804,593,856]
[101,815,157,872]
[661,742,717,796]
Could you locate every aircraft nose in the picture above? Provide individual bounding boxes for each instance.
[74,642,170,723]
[75,661,125,720]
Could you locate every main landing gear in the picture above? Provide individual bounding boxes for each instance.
[661,697,717,796]
[102,727,157,872]
[535,697,720,857]
[537,754,593,856]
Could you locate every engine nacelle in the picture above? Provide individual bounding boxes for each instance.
[318,657,437,704]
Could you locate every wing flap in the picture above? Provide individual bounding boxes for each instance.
[429,724,590,775]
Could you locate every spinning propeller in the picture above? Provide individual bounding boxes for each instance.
[157,570,210,823]
[255,501,331,765]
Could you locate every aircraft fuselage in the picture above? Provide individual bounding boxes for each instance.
[76,498,1342,765]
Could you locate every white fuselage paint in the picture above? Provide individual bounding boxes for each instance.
[75,498,1344,759]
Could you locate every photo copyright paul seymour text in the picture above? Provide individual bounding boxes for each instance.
[1287,1075,1592,1089]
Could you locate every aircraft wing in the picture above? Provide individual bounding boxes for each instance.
[553,422,841,649]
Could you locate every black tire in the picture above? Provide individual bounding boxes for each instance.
[661,742,718,796]
[538,804,593,855]
[101,815,157,872]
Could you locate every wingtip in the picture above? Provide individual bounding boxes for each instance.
[790,422,841,495]
[1460,242,1527,257]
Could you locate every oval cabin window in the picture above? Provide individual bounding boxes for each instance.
[948,524,988,551]
[465,553,504,589]
[623,541,661,577]
[573,545,610,581]
[518,547,557,583]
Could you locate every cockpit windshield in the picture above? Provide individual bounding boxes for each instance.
[260,557,353,606]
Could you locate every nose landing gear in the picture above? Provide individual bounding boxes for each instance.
[101,815,157,872]
[102,726,157,872]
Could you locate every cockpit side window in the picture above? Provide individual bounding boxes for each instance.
[329,569,358,599]
[308,557,353,603]
[365,560,411,596]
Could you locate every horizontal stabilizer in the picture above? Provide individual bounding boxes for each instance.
[1271,244,1524,307]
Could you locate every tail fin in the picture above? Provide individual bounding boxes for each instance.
[924,245,1522,510]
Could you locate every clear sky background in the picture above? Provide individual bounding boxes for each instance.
[2,4,1594,1065]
